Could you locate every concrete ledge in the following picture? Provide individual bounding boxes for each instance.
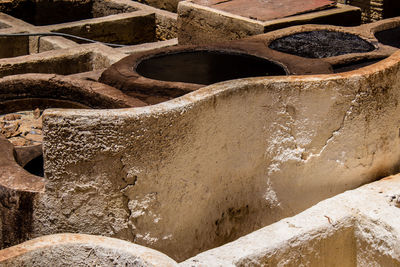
[0,73,147,109]
[0,0,178,53]
[0,43,127,78]
[177,1,361,44]
[182,175,400,266]
[41,11,157,46]
[0,233,178,266]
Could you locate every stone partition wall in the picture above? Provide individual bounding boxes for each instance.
[0,0,178,57]
[182,174,400,266]
[336,0,400,23]
[336,0,384,22]
[33,50,400,261]
[177,1,361,45]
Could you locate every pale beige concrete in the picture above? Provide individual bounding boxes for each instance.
[181,175,400,266]
[0,233,178,266]
[35,48,400,261]
[0,0,400,264]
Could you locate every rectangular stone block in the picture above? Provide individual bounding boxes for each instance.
[178,1,361,44]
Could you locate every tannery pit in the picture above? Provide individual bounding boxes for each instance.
[375,26,400,48]
[269,30,375,58]
[2,1,400,266]
[136,50,287,85]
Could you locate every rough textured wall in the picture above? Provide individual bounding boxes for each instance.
[182,175,400,266]
[178,1,361,45]
[337,0,384,22]
[135,0,182,13]
[36,52,400,261]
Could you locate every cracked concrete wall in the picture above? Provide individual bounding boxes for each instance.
[35,51,400,261]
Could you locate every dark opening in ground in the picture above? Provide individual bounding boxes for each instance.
[269,30,375,58]
[0,0,135,26]
[383,0,400,19]
[136,51,287,85]
[23,154,44,177]
[333,58,385,73]
[375,27,400,48]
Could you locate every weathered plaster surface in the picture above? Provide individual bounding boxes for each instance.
[0,43,127,78]
[34,50,400,261]
[182,174,400,266]
[0,233,178,266]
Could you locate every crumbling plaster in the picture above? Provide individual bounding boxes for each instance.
[33,50,400,261]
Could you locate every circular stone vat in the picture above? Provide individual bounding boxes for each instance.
[1,100,90,177]
[100,48,288,104]
[0,75,145,147]
[375,27,400,48]
[136,51,287,85]
[0,74,146,179]
[269,30,375,58]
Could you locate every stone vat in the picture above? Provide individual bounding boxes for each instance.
[23,48,400,261]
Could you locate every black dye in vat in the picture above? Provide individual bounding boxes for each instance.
[270,30,375,58]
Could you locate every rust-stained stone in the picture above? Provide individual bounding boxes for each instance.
[0,73,147,114]
[190,0,336,21]
[0,135,45,248]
